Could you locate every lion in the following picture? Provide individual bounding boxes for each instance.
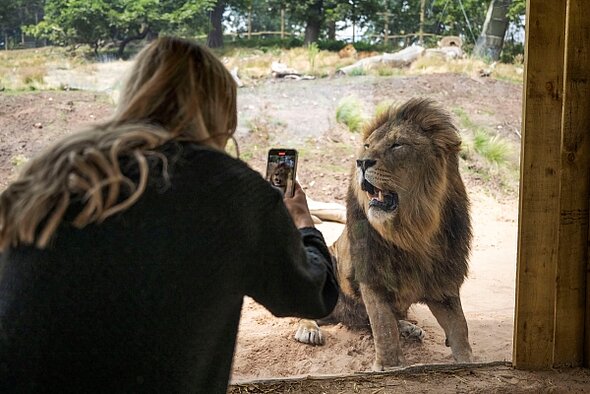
[338,44,357,59]
[295,98,473,370]
[269,162,290,196]
[338,44,380,60]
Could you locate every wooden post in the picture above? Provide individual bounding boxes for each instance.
[280,7,285,40]
[587,208,590,368]
[384,13,389,45]
[247,1,252,40]
[377,12,393,46]
[514,0,590,369]
[419,0,426,45]
[513,0,567,369]
[553,0,590,367]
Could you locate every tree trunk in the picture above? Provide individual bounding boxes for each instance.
[280,7,285,39]
[117,28,150,59]
[419,0,426,45]
[326,20,336,40]
[247,3,252,39]
[473,0,512,61]
[303,0,323,45]
[207,1,225,48]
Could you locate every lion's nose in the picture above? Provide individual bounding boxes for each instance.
[356,159,376,171]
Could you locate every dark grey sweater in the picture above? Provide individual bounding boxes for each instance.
[0,142,338,393]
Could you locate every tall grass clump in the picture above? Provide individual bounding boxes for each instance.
[373,65,398,76]
[20,67,46,90]
[453,107,512,166]
[473,129,512,165]
[348,67,366,76]
[307,42,320,73]
[336,96,366,132]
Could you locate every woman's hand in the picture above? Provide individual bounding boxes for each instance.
[283,181,315,229]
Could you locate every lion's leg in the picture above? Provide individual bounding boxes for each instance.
[294,319,324,345]
[360,283,405,370]
[426,297,473,363]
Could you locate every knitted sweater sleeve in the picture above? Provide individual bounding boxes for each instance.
[244,197,339,320]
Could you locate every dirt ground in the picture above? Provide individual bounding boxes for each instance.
[1,71,589,391]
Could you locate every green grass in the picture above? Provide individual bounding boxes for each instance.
[453,106,519,195]
[373,65,400,77]
[348,67,367,76]
[475,130,512,165]
[336,96,366,133]
[307,42,320,73]
[453,107,512,166]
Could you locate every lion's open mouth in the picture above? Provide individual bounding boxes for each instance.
[361,179,398,211]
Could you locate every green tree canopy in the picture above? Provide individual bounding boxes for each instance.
[0,0,44,49]
[25,0,216,56]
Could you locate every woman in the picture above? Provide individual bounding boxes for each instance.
[0,37,338,393]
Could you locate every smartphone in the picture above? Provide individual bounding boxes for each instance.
[265,148,298,197]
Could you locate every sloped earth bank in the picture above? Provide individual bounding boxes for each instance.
[2,73,588,391]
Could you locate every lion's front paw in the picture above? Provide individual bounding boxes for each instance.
[294,319,324,345]
[398,319,425,341]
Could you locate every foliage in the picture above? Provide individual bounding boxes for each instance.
[429,0,489,46]
[24,0,111,52]
[507,0,526,28]
[453,107,511,166]
[500,40,524,64]
[0,0,44,49]
[316,39,348,51]
[307,42,320,71]
[23,0,216,55]
[224,36,303,49]
[336,96,366,132]
[8,0,526,62]
[347,67,366,76]
[225,0,286,34]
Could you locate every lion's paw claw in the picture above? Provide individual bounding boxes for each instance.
[294,319,324,346]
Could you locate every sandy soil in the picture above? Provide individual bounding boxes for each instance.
[1,69,588,391]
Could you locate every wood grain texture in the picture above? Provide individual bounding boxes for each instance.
[553,0,590,367]
[513,0,567,369]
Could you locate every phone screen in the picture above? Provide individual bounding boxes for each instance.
[265,149,298,197]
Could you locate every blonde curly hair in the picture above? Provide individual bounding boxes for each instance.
[0,37,237,251]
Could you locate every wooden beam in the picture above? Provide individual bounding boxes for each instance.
[587,210,590,368]
[553,0,590,367]
[513,0,567,369]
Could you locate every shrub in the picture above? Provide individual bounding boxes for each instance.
[348,67,366,76]
[336,96,366,132]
